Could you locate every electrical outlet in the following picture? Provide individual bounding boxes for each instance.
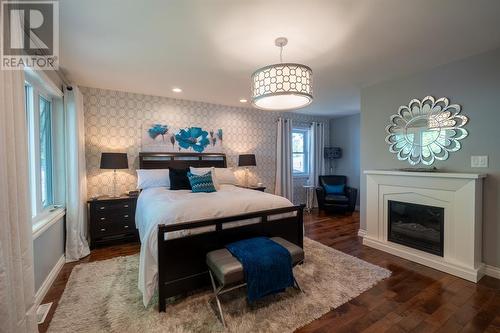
[471,155,488,168]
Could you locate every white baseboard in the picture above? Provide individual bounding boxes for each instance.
[357,229,366,237]
[34,255,65,307]
[485,265,500,279]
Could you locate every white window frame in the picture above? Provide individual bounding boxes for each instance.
[292,127,310,177]
[24,68,64,229]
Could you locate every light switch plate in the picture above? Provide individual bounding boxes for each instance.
[471,155,488,168]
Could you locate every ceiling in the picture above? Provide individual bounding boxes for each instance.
[60,0,500,117]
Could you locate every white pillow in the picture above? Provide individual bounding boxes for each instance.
[136,169,170,190]
[189,167,212,175]
[214,167,238,185]
[190,167,219,189]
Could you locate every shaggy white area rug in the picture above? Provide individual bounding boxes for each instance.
[48,238,390,333]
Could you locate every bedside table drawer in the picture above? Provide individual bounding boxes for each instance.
[94,201,133,213]
[94,212,133,224]
[93,220,135,236]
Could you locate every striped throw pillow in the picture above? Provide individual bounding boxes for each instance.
[187,171,217,193]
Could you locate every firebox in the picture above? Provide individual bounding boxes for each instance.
[388,200,444,257]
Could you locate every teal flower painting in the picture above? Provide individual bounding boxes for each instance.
[175,127,210,152]
[143,124,223,152]
[217,129,223,143]
[148,124,168,140]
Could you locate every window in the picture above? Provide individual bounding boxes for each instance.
[39,96,53,207]
[292,128,310,176]
[25,81,54,221]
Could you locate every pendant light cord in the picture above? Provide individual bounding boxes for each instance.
[280,45,284,63]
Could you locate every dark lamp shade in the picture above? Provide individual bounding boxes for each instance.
[100,152,128,170]
[324,147,342,159]
[238,154,256,167]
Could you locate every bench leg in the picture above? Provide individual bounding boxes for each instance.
[293,260,304,293]
[209,270,226,328]
[293,276,303,292]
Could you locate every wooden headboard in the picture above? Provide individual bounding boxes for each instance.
[139,152,227,169]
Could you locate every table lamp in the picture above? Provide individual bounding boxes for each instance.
[238,154,256,187]
[100,152,128,197]
[324,147,341,174]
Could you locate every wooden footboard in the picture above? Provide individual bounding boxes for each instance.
[157,205,304,312]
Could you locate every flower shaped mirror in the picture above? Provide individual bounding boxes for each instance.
[385,96,469,165]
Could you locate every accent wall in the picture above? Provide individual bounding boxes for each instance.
[80,87,330,205]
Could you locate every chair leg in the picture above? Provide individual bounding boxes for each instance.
[209,270,226,328]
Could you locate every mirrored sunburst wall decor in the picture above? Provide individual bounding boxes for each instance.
[385,96,469,165]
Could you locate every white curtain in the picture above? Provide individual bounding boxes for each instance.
[64,86,90,262]
[0,70,37,332]
[309,122,325,187]
[275,118,293,201]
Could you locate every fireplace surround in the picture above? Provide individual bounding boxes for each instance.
[363,170,485,282]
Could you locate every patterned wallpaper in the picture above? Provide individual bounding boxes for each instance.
[81,86,330,204]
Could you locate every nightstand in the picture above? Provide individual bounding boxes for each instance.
[87,196,139,248]
[236,185,266,192]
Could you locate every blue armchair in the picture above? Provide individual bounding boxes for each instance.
[315,175,357,213]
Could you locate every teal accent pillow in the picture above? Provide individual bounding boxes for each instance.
[187,171,216,193]
[324,184,345,195]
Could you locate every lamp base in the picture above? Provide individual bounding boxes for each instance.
[244,168,249,187]
[111,169,119,198]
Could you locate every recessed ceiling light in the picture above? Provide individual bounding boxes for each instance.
[172,87,182,93]
[239,98,248,103]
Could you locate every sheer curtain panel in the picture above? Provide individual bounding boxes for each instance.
[0,70,37,333]
[275,118,293,201]
[64,86,90,262]
[309,122,325,188]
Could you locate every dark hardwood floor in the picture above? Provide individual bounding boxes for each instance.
[39,210,499,333]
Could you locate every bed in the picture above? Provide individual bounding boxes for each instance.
[136,152,304,311]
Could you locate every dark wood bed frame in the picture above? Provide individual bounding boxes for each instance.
[138,152,304,312]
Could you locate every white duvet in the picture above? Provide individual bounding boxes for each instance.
[135,184,294,306]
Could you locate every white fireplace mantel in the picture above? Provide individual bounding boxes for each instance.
[363,170,486,282]
[364,169,486,179]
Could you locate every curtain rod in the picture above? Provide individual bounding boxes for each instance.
[276,118,325,125]
[17,14,73,90]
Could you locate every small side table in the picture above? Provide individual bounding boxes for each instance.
[303,185,315,213]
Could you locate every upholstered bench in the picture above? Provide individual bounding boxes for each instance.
[206,237,304,327]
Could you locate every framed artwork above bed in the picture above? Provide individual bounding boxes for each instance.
[141,123,223,153]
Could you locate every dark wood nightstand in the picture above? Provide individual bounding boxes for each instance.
[236,185,266,192]
[87,196,139,248]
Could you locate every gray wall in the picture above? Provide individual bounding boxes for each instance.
[329,114,360,206]
[361,47,500,268]
[33,218,65,291]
